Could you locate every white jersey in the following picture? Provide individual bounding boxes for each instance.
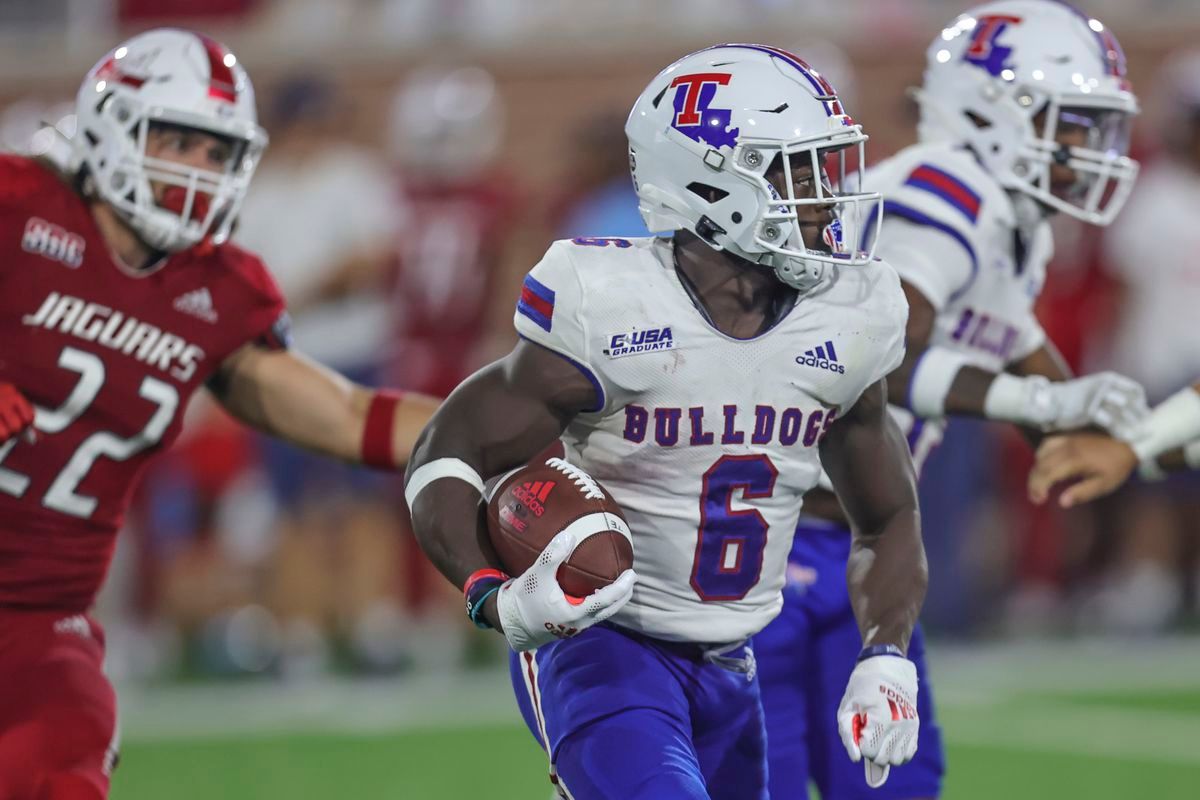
[868,142,1053,465]
[513,236,907,643]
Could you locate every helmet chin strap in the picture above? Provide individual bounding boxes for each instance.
[1009,189,1047,229]
[691,211,834,293]
[768,219,830,292]
[768,252,828,292]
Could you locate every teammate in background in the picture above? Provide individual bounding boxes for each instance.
[755,3,1147,798]
[386,64,519,409]
[384,64,523,651]
[1030,382,1200,506]
[0,30,436,798]
[407,44,927,799]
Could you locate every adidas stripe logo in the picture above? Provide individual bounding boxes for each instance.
[173,287,218,323]
[512,480,556,516]
[795,339,846,374]
[522,481,555,503]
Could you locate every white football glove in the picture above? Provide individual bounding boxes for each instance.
[496,527,636,652]
[837,655,920,789]
[985,371,1148,438]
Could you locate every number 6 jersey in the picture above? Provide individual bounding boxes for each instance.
[515,236,907,643]
[0,155,289,611]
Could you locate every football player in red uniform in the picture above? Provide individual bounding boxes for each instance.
[0,29,436,799]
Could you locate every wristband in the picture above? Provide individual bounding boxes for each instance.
[404,458,485,510]
[906,348,970,418]
[857,643,904,662]
[464,568,510,630]
[1185,439,1200,470]
[361,390,405,469]
[983,372,1049,426]
[1138,456,1167,483]
[1138,435,1200,482]
[1129,388,1200,463]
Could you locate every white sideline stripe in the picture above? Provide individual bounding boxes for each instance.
[942,705,1200,766]
[117,671,520,741]
[112,638,1200,747]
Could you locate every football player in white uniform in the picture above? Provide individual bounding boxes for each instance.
[755,3,1148,798]
[406,44,927,800]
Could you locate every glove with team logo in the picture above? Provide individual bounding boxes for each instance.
[496,526,637,652]
[837,653,920,789]
[0,383,35,444]
[984,371,1148,439]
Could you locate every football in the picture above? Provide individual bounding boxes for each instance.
[486,457,633,597]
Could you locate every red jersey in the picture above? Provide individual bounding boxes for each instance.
[387,176,515,396]
[0,155,287,611]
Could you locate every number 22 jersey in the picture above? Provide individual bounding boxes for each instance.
[514,236,907,643]
[0,155,288,612]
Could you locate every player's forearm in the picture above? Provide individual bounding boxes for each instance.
[889,345,996,418]
[213,345,437,469]
[405,396,497,566]
[405,358,580,628]
[847,507,927,653]
[406,423,509,629]
[354,388,441,469]
[822,380,927,652]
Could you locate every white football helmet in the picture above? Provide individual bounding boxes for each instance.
[625,44,880,291]
[72,28,267,253]
[389,65,504,180]
[915,1,1138,225]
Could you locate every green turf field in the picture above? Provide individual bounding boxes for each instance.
[108,640,1200,799]
[110,719,1199,799]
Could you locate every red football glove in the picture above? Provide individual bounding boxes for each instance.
[0,383,35,443]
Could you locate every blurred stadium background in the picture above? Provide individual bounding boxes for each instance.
[4,0,1200,797]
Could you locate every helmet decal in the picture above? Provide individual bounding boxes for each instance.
[698,44,847,117]
[1047,0,1129,82]
[963,14,1023,77]
[821,218,845,253]
[195,33,239,103]
[670,73,739,149]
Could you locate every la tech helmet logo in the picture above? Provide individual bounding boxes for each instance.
[670,73,740,149]
[963,14,1022,76]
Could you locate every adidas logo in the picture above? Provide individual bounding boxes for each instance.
[795,340,846,374]
[512,480,556,516]
[173,287,218,323]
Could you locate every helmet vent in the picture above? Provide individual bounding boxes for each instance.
[686,182,728,203]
